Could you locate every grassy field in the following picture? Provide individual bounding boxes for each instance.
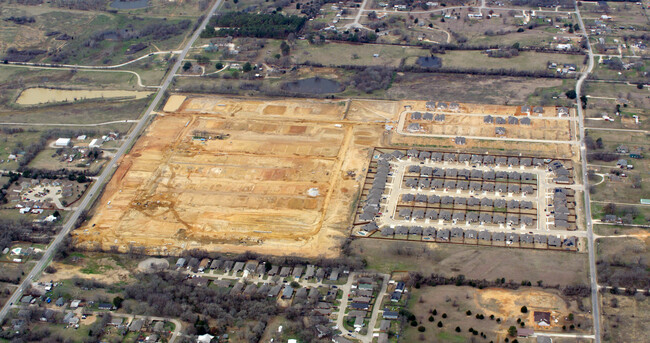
[0,4,196,66]
[351,239,589,286]
[292,41,430,67]
[0,97,149,125]
[385,73,566,105]
[433,51,585,71]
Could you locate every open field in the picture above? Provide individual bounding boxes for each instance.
[351,239,589,285]
[74,96,381,257]
[0,3,197,65]
[433,51,585,72]
[601,293,650,343]
[0,98,149,126]
[596,237,649,289]
[385,73,572,105]
[402,285,592,342]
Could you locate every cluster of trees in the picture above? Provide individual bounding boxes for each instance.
[350,66,394,93]
[202,13,306,39]
[0,219,57,263]
[3,48,47,62]
[487,48,520,58]
[51,0,106,11]
[123,271,277,342]
[511,0,573,9]
[4,16,35,25]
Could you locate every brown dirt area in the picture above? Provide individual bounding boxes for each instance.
[43,260,130,284]
[74,96,382,257]
[73,96,580,257]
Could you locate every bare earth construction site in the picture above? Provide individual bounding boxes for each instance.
[74,96,582,257]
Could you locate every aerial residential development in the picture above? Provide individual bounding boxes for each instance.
[0,0,647,342]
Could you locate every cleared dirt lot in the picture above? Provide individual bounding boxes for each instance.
[74,96,578,257]
[74,96,382,257]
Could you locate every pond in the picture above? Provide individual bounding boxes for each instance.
[416,56,442,68]
[281,77,343,94]
[110,0,149,10]
[16,87,153,105]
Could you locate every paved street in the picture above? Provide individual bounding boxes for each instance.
[574,1,601,341]
[0,0,225,324]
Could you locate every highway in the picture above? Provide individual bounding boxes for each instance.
[0,0,224,324]
[573,1,600,342]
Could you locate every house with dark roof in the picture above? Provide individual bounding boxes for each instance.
[436,228,450,241]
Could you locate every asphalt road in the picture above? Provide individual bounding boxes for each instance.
[0,0,223,324]
[574,2,600,342]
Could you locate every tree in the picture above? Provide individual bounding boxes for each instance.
[290,281,300,288]
[112,296,124,309]
[466,310,472,315]
[418,326,425,332]
[242,62,252,72]
[455,326,461,332]
[437,321,443,327]
[508,325,517,337]
[280,41,290,56]
[442,313,447,318]
[637,83,644,89]
[566,89,577,99]
[568,313,574,321]
[428,315,434,322]
[53,211,61,218]
[521,306,528,313]
[183,61,192,71]
[410,320,417,327]
[215,62,224,70]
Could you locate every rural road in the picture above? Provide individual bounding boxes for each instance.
[0,0,224,324]
[574,1,601,342]
[4,50,181,70]
[0,120,140,127]
[0,63,159,89]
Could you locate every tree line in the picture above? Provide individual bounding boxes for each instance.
[202,12,306,39]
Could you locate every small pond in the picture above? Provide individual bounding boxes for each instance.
[281,77,343,94]
[110,0,149,10]
[416,56,442,68]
